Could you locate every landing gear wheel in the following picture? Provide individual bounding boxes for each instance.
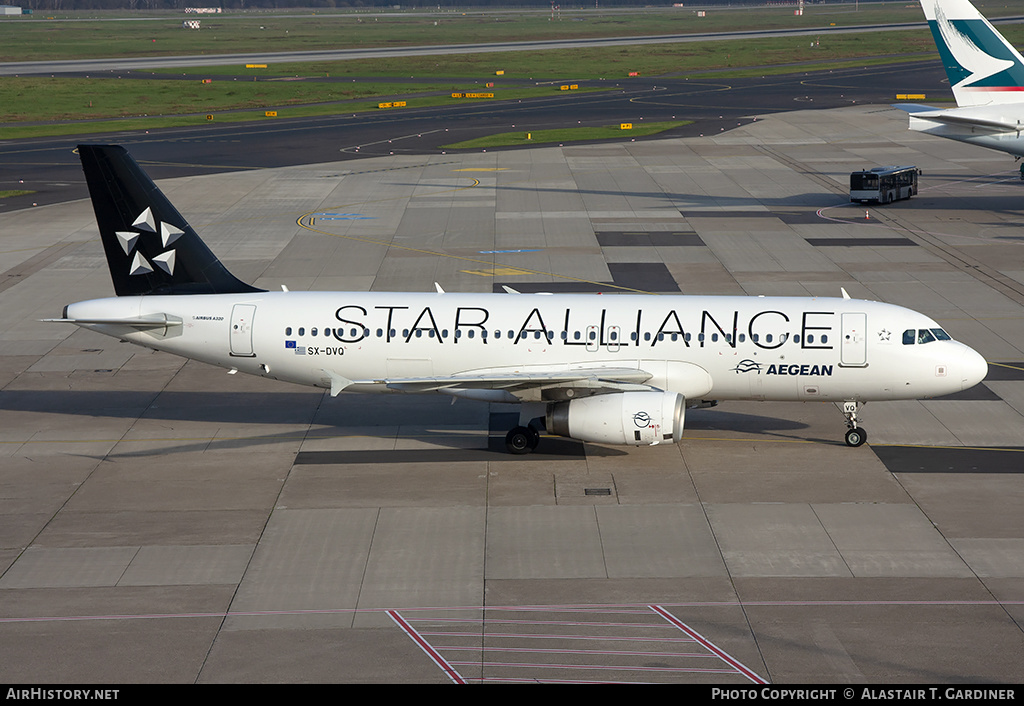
[845,427,867,447]
[505,426,537,455]
[526,425,541,450]
[841,400,866,448]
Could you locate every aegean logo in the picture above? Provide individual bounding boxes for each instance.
[731,359,762,374]
[632,411,652,428]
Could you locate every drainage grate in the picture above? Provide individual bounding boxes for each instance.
[584,488,612,496]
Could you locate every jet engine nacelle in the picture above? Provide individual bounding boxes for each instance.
[546,391,685,446]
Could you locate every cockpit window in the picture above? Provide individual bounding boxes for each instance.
[904,328,953,345]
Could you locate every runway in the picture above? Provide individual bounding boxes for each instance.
[0,100,1023,683]
[0,20,960,76]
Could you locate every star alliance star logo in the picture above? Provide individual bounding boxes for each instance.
[115,206,182,278]
[878,329,891,341]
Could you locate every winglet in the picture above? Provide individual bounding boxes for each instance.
[841,287,851,300]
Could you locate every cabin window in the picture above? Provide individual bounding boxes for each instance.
[574,331,582,340]
[298,328,305,336]
[285,327,292,336]
[376,329,383,338]
[765,334,772,343]
[793,334,800,344]
[644,332,651,341]
[610,330,618,341]
[738,333,745,343]
[820,335,828,344]
[467,330,474,339]
[711,333,718,342]
[311,328,318,336]
[588,330,597,341]
[685,333,692,343]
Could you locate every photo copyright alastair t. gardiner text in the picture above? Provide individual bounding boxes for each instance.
[711,688,1017,702]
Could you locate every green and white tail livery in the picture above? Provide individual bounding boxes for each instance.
[923,0,1024,106]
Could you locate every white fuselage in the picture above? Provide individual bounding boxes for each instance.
[65,292,988,404]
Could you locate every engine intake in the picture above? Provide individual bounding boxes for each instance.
[547,391,685,446]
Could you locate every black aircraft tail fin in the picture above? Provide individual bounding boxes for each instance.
[78,144,263,296]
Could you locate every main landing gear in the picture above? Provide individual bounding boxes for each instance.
[843,400,867,447]
[505,425,541,454]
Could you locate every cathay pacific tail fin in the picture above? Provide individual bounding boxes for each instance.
[921,0,1024,107]
[78,144,263,297]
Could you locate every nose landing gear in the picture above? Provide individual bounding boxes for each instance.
[843,400,867,447]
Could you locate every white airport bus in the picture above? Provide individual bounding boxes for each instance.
[850,166,920,204]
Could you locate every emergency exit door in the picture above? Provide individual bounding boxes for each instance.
[230,304,256,357]
[840,312,867,366]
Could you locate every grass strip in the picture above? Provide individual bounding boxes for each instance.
[442,121,693,149]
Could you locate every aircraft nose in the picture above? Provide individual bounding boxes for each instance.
[960,346,988,391]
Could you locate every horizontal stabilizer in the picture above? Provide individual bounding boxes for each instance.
[42,314,182,330]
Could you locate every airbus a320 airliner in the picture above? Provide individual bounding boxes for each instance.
[49,145,988,453]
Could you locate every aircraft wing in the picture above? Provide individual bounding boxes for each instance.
[898,104,1024,132]
[325,366,658,399]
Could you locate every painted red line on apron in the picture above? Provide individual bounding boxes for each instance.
[387,610,466,684]
[649,605,768,684]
